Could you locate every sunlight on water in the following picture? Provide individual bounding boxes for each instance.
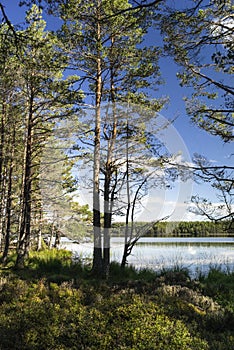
[61,237,234,277]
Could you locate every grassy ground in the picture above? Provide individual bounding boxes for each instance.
[0,249,234,349]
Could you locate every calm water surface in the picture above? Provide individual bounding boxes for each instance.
[61,237,234,277]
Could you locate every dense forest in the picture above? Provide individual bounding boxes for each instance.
[0,0,233,277]
[112,221,234,237]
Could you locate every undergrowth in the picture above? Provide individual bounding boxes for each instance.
[0,249,233,349]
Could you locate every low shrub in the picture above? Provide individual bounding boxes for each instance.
[200,268,234,308]
[0,253,233,350]
[0,279,208,350]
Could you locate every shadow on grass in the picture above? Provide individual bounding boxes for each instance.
[1,249,194,287]
[0,249,92,284]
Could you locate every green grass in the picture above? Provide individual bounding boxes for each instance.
[199,267,234,310]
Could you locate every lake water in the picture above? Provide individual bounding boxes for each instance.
[61,237,234,277]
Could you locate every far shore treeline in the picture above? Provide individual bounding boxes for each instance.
[111,221,234,238]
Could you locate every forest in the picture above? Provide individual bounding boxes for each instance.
[0,1,233,349]
[113,220,234,237]
[0,0,233,276]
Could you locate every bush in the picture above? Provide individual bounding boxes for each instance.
[200,268,234,308]
[0,279,208,350]
[102,295,208,350]
[0,256,233,350]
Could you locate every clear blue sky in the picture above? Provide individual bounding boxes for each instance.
[2,0,233,221]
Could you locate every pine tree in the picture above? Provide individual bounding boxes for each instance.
[160,0,234,142]
[58,0,165,276]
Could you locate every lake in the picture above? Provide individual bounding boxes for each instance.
[61,237,234,277]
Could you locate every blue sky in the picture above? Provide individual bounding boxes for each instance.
[2,0,233,221]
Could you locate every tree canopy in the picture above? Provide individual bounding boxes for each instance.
[0,0,233,274]
[160,0,234,142]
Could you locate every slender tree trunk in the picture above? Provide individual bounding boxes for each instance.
[93,99,102,273]
[103,35,118,277]
[103,167,111,276]
[2,127,15,264]
[103,92,117,274]
[0,101,6,251]
[121,169,149,268]
[92,5,103,275]
[37,226,42,250]
[16,100,33,268]
[49,223,55,249]
[54,228,61,248]
[121,122,131,268]
[37,207,43,251]
[0,167,7,253]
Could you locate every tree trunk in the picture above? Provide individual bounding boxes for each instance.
[103,118,117,275]
[121,121,131,268]
[121,243,129,268]
[103,39,118,277]
[103,168,111,277]
[92,5,103,275]
[2,127,15,264]
[0,101,6,252]
[92,92,102,274]
[54,229,61,248]
[0,167,7,253]
[16,101,33,268]
[37,207,43,251]
[49,223,55,249]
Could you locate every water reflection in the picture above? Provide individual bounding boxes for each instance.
[61,237,234,277]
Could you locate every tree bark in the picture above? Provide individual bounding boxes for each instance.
[16,97,33,268]
[103,41,117,277]
[0,101,6,252]
[2,127,15,264]
[92,4,102,275]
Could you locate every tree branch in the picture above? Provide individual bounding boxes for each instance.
[190,66,234,96]
[0,3,19,46]
[102,0,162,20]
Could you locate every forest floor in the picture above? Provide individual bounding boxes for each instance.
[0,249,234,349]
